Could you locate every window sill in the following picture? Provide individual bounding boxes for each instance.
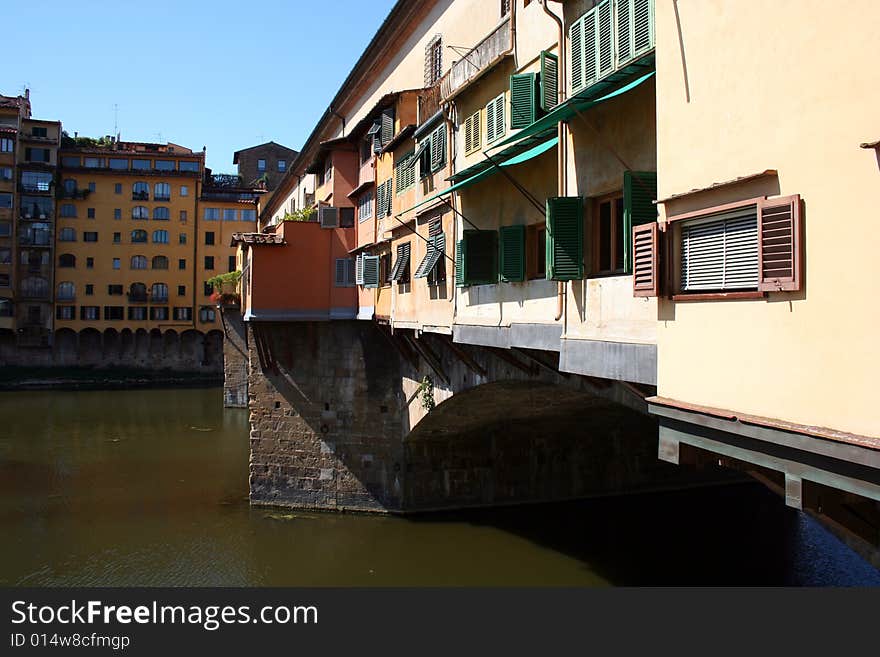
[671,291,766,302]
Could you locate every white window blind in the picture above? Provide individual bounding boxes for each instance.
[681,208,758,292]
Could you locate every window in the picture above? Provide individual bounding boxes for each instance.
[86,257,94,269]
[0,221,10,237]
[546,196,584,281]
[88,182,96,193]
[324,160,332,184]
[0,167,12,181]
[414,219,446,285]
[179,233,187,245]
[204,256,214,270]
[114,208,121,220]
[110,159,128,171]
[152,255,169,270]
[174,307,192,321]
[152,230,169,244]
[0,248,9,264]
[205,232,215,245]
[594,194,625,275]
[278,160,287,172]
[241,209,256,223]
[83,157,102,168]
[154,160,175,171]
[56,306,75,320]
[177,285,186,297]
[178,259,186,270]
[132,182,149,200]
[257,159,266,172]
[199,307,216,323]
[0,299,11,317]
[87,208,95,219]
[463,111,482,157]
[179,210,188,222]
[153,207,170,221]
[228,255,236,272]
[485,93,506,143]
[131,159,151,171]
[104,306,124,320]
[456,230,498,286]
[0,193,12,210]
[394,151,416,194]
[108,284,123,295]
[151,283,168,302]
[59,253,76,268]
[61,204,77,218]
[26,148,51,162]
[569,0,655,95]
[80,306,100,320]
[390,242,412,285]
[85,284,94,295]
[150,307,169,321]
[113,232,121,243]
[526,223,547,279]
[114,183,122,194]
[22,171,53,192]
[0,273,9,287]
[130,255,147,269]
[0,138,14,153]
[417,125,446,176]
[203,281,213,296]
[112,258,121,270]
[132,206,149,220]
[57,281,75,301]
[31,126,48,138]
[180,186,189,197]
[502,0,511,15]
[154,183,171,201]
[358,190,373,222]
[678,209,760,293]
[129,282,147,302]
[425,34,442,86]
[334,258,357,287]
[128,307,147,321]
[59,227,76,242]
[204,208,219,221]
[223,208,237,222]
[179,161,199,173]
[131,229,148,243]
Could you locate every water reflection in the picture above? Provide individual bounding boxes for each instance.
[0,388,876,586]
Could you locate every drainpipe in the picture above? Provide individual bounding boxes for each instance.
[541,0,567,323]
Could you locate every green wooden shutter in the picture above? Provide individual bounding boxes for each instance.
[540,51,559,112]
[546,197,584,281]
[622,170,657,273]
[499,225,525,283]
[363,255,380,288]
[381,107,395,146]
[570,14,584,94]
[430,125,446,172]
[510,73,537,129]
[455,239,466,287]
[462,229,497,285]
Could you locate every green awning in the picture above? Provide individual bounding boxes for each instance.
[397,135,558,217]
[448,128,557,182]
[487,70,655,151]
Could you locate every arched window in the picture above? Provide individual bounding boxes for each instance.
[154,183,170,201]
[152,255,169,270]
[128,282,147,301]
[63,179,76,195]
[152,229,169,244]
[132,182,149,200]
[152,206,170,221]
[130,255,148,269]
[21,276,48,298]
[132,206,149,220]
[150,283,168,302]
[57,281,75,300]
[131,229,148,243]
[59,227,76,242]
[58,253,76,268]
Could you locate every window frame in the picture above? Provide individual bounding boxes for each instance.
[592,192,626,276]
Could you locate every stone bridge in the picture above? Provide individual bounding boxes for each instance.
[231,316,721,513]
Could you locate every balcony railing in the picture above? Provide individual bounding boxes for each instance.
[150,295,168,304]
[440,19,511,100]
[128,293,148,303]
[20,211,53,221]
[20,289,50,300]
[19,183,52,194]
[132,191,149,201]
[19,234,52,246]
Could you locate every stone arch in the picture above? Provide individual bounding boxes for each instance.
[119,328,135,364]
[78,328,102,365]
[53,327,78,366]
[180,329,202,368]
[134,328,150,365]
[203,329,224,371]
[0,328,16,365]
[148,328,163,365]
[162,329,179,361]
[102,328,120,364]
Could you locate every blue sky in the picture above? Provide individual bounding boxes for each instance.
[2,0,397,172]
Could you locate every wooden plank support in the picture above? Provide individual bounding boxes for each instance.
[511,347,569,378]
[405,332,450,385]
[375,321,418,370]
[485,346,538,376]
[435,333,487,377]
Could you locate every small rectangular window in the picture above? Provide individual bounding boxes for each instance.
[228,255,236,272]
[110,159,128,171]
[205,232,215,245]
[86,257,94,269]
[179,233,187,245]
[114,208,121,220]
[178,285,186,297]
[203,281,213,296]
[113,232,121,243]
[83,231,98,242]
[223,208,237,222]
[204,256,214,270]
[204,208,219,221]
[85,284,94,295]
[180,186,189,197]
[179,259,186,270]
[278,160,286,172]
[88,182,96,192]
[112,258,120,270]
[131,159,151,170]
[87,208,95,219]
[594,194,625,275]
[257,159,266,171]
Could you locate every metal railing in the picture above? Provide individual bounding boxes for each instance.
[440,19,511,100]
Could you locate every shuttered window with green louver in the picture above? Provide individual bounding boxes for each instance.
[362,255,380,289]
[499,225,525,282]
[540,51,559,111]
[622,170,657,273]
[485,94,506,144]
[455,239,465,287]
[380,107,395,147]
[546,197,584,281]
[510,73,537,130]
[458,230,498,286]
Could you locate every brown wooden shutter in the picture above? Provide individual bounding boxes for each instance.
[632,222,659,297]
[758,194,801,292]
